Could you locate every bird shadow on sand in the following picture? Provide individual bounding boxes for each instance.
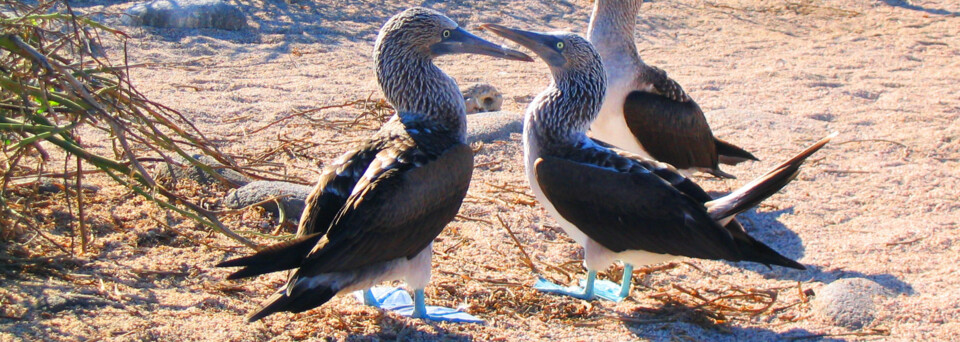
[619,307,847,341]
[0,267,159,340]
[702,191,807,260]
[342,314,475,341]
[724,207,915,295]
[881,0,960,16]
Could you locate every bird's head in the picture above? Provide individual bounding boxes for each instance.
[481,24,606,139]
[375,8,532,62]
[481,24,603,77]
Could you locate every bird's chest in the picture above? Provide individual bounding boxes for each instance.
[523,131,591,246]
[589,78,653,159]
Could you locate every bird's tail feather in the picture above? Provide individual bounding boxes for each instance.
[708,133,836,221]
[726,220,806,270]
[217,233,324,280]
[715,138,760,165]
[246,285,337,322]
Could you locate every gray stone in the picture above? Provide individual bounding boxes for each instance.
[155,154,250,188]
[38,293,116,313]
[812,278,886,329]
[222,181,313,222]
[466,111,522,144]
[123,0,248,31]
[463,83,503,114]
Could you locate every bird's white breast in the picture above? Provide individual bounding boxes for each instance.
[523,118,590,248]
[589,77,653,160]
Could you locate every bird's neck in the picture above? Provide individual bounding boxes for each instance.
[376,53,467,141]
[588,0,643,74]
[528,74,605,150]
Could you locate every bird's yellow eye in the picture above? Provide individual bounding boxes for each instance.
[556,41,564,49]
[442,30,451,38]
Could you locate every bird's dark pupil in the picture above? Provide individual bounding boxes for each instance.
[443,30,450,37]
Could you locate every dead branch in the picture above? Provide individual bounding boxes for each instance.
[497,214,540,275]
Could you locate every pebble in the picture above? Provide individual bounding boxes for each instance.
[38,293,116,313]
[812,278,887,329]
[33,178,100,195]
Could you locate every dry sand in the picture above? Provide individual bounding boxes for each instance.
[2,0,959,341]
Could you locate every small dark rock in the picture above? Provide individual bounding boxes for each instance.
[466,111,522,144]
[155,154,250,188]
[123,0,248,31]
[33,178,101,195]
[38,293,117,313]
[136,226,180,247]
[222,181,313,222]
[848,89,882,100]
[808,113,835,122]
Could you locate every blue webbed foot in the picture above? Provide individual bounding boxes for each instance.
[353,286,408,308]
[535,270,606,301]
[535,268,631,302]
[534,278,597,300]
[357,287,484,323]
[394,305,484,323]
[362,289,381,307]
[586,278,628,302]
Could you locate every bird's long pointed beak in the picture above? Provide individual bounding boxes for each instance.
[480,24,565,67]
[481,24,548,51]
[431,27,533,62]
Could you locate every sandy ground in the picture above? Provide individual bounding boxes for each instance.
[2,0,959,341]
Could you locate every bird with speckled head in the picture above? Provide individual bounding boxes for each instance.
[217,7,530,323]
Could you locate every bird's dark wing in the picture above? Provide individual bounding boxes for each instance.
[296,141,474,275]
[622,90,718,171]
[640,66,757,168]
[296,144,383,238]
[647,66,690,103]
[600,143,714,203]
[534,153,743,260]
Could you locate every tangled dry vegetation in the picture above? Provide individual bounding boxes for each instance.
[0,1,382,284]
[0,0,260,266]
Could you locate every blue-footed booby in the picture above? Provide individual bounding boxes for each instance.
[483,23,831,302]
[588,0,756,178]
[217,8,531,322]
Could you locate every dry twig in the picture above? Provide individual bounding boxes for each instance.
[497,214,540,275]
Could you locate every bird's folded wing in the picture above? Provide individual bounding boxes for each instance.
[296,146,381,237]
[296,121,409,237]
[601,144,714,203]
[534,155,741,260]
[648,67,690,103]
[298,143,474,274]
[622,90,717,170]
